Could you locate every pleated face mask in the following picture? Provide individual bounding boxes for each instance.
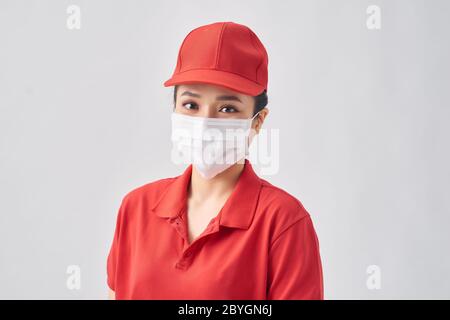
[171,112,260,179]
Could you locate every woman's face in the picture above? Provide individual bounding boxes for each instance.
[174,83,256,120]
[173,83,268,150]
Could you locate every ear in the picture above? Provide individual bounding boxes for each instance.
[253,108,269,134]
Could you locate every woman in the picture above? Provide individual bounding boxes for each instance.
[107,21,323,300]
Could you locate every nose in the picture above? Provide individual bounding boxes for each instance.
[197,104,216,118]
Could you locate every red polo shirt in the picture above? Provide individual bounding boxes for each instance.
[107,159,323,299]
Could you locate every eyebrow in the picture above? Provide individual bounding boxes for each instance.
[180,91,242,103]
[180,91,201,98]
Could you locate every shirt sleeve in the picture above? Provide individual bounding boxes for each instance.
[106,199,126,292]
[267,214,324,300]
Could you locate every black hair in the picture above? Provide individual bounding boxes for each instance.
[173,85,268,116]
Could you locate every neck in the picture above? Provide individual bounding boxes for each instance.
[189,160,246,202]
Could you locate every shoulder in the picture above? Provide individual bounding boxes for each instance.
[119,176,176,211]
[257,178,312,242]
[125,176,174,201]
[258,178,310,220]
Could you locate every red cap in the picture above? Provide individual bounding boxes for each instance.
[164,21,268,96]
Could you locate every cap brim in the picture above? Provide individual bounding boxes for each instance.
[163,69,265,96]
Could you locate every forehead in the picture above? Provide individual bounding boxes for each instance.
[177,83,250,100]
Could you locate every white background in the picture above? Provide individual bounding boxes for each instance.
[0,0,449,299]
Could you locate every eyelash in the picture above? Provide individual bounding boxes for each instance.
[181,101,238,113]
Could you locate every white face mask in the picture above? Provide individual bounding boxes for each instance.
[171,112,260,179]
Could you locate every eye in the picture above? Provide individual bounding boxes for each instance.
[181,101,199,110]
[219,105,238,113]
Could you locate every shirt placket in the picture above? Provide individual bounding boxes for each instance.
[169,213,220,270]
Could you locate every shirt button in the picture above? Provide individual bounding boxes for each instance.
[175,262,185,269]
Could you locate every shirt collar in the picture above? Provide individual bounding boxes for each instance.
[150,159,262,230]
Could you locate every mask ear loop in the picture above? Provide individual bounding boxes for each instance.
[245,111,261,157]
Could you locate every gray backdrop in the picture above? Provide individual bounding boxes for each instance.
[0,0,449,299]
